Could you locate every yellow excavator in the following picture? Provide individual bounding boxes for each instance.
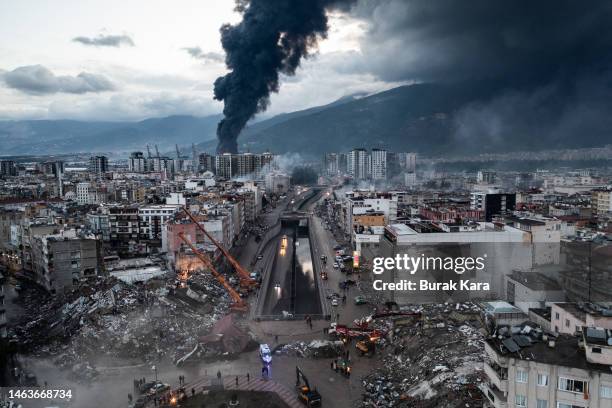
[296,366,322,407]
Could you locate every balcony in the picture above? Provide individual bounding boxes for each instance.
[480,382,507,408]
[484,361,508,393]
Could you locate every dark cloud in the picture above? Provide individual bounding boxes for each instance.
[2,65,115,95]
[344,0,612,148]
[182,46,224,62]
[73,34,134,47]
[354,0,612,84]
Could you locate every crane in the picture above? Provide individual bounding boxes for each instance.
[146,144,152,158]
[177,232,247,312]
[155,144,160,158]
[175,144,181,159]
[181,207,258,290]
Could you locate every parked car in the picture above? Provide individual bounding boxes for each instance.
[257,254,264,260]
[354,296,367,305]
[331,298,339,307]
[333,262,339,269]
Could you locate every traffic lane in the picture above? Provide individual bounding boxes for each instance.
[310,209,372,327]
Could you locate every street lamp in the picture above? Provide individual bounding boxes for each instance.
[152,365,158,382]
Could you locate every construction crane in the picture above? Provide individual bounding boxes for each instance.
[181,207,258,290]
[146,144,152,158]
[155,144,160,158]
[175,144,182,159]
[177,232,247,312]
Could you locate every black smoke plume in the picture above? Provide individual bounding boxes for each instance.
[213,0,353,154]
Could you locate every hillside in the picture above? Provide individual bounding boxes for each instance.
[0,115,221,155]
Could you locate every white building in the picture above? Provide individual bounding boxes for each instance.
[138,205,181,241]
[483,330,612,408]
[348,148,370,180]
[370,148,387,180]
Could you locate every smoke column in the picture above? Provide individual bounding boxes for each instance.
[213,0,353,154]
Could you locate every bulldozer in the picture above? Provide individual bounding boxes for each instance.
[296,366,322,407]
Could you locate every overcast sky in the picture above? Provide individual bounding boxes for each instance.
[0,0,395,121]
[2,0,610,144]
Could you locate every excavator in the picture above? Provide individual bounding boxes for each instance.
[296,366,321,407]
[181,207,258,291]
[177,231,248,312]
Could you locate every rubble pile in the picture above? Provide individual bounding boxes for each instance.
[275,339,345,358]
[361,303,486,408]
[12,274,233,382]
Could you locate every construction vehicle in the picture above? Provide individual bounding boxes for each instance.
[356,332,382,356]
[181,207,258,291]
[296,366,321,407]
[177,232,248,312]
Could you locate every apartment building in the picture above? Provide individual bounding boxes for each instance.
[483,329,612,408]
[29,229,101,294]
[592,189,612,216]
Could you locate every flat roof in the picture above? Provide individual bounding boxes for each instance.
[487,334,611,373]
[507,271,562,291]
[387,223,418,236]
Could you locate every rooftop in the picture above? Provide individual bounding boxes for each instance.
[487,333,611,373]
[507,271,562,291]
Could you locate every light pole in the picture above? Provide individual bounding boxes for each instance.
[152,365,158,382]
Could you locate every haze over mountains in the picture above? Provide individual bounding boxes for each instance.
[1,82,609,157]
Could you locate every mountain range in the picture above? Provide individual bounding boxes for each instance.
[1,83,608,157]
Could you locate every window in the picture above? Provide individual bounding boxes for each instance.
[592,347,602,354]
[558,377,587,394]
[601,385,612,399]
[516,370,528,383]
[516,395,527,407]
[555,312,560,320]
[565,319,570,327]
[537,399,548,408]
[556,403,585,408]
[537,374,549,386]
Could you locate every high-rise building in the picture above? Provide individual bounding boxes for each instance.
[198,153,216,173]
[0,160,17,177]
[324,153,339,176]
[215,153,236,179]
[397,152,417,172]
[41,161,64,177]
[128,152,146,173]
[371,148,387,180]
[348,148,370,180]
[89,155,109,175]
[471,190,516,221]
[214,152,276,179]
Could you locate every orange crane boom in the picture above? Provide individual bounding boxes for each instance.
[181,207,257,288]
[178,232,247,312]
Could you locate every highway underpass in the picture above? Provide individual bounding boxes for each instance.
[255,189,326,319]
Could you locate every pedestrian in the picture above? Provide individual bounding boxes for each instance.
[217,370,222,380]
[330,361,334,370]
[191,388,195,397]
[128,393,132,403]
[274,334,279,343]
[247,373,250,382]
[236,376,239,386]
